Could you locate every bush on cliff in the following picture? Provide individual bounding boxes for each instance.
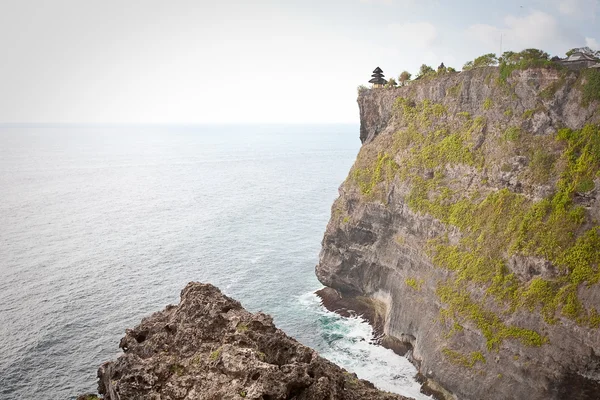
[463,53,498,70]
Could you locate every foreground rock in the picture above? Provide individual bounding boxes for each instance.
[93,282,412,400]
[317,66,600,400]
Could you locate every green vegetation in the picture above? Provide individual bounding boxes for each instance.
[444,321,464,338]
[540,76,566,100]
[503,126,521,141]
[504,109,513,117]
[405,277,424,291]
[425,124,600,327]
[483,98,493,110]
[528,149,556,184]
[437,283,547,350]
[169,364,185,376]
[351,152,398,200]
[416,64,436,79]
[357,85,368,94]
[484,73,494,85]
[209,348,222,361]
[522,109,535,119]
[442,348,487,368]
[344,371,360,387]
[236,322,249,332]
[498,49,562,83]
[191,354,203,365]
[239,390,247,397]
[581,68,600,105]
[447,82,463,97]
[348,91,600,345]
[463,53,499,70]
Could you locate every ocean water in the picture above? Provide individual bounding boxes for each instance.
[0,125,428,399]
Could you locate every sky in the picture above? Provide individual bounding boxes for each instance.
[0,0,598,124]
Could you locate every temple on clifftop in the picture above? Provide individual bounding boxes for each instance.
[368,67,387,88]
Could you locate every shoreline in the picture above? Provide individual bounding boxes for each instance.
[315,287,449,400]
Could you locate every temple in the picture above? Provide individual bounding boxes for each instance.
[558,51,600,70]
[368,67,387,88]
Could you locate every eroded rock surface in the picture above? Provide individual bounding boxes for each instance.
[95,282,412,400]
[317,66,600,400]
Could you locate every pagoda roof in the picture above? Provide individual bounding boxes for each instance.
[373,67,383,73]
[371,73,385,77]
[369,77,387,84]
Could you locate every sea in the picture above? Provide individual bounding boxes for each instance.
[0,124,429,399]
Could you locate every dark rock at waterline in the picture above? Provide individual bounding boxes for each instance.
[315,287,413,357]
[315,287,385,334]
[92,282,413,400]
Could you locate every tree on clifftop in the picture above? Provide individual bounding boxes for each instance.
[399,71,412,86]
[500,49,549,64]
[416,64,435,79]
[463,53,498,70]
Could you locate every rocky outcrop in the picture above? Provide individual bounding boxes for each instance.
[92,282,412,400]
[317,66,600,400]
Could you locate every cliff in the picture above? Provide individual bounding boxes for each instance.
[316,66,600,400]
[85,282,412,400]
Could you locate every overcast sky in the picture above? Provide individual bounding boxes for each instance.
[0,0,598,124]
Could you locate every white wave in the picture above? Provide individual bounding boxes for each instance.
[297,291,431,400]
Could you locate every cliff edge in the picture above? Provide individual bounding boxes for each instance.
[86,282,411,400]
[316,66,600,400]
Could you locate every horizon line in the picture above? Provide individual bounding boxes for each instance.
[0,122,360,127]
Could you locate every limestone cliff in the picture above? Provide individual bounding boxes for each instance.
[316,66,600,400]
[86,283,411,400]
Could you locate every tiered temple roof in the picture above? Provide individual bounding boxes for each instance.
[368,67,387,86]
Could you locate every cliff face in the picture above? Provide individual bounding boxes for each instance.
[317,66,600,400]
[92,282,411,400]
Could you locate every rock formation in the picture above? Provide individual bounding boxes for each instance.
[90,282,412,400]
[317,66,600,400]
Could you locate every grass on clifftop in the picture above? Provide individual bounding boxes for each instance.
[347,94,600,352]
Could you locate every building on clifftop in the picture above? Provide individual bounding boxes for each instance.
[368,67,387,88]
[558,51,600,70]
